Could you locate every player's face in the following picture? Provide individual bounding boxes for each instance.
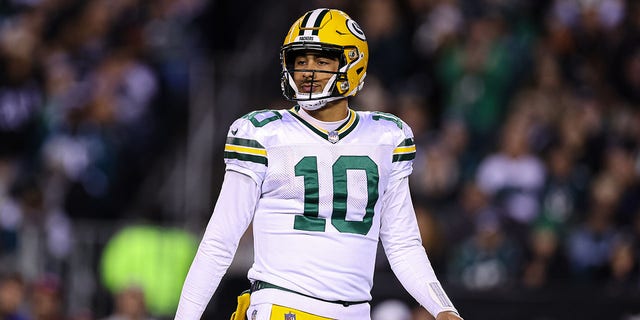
[292,52,339,94]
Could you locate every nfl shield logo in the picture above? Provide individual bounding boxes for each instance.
[328,130,339,143]
[284,312,296,320]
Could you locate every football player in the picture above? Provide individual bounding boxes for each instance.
[175,8,463,320]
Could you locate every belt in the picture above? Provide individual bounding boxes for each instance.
[250,280,369,307]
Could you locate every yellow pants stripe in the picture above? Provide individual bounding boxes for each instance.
[270,304,333,320]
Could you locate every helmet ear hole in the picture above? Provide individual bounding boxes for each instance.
[339,81,349,92]
[347,49,358,60]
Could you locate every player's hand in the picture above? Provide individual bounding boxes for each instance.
[436,311,463,320]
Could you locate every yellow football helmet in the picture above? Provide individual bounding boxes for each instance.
[280,8,368,110]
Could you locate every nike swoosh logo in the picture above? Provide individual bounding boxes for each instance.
[231,128,238,135]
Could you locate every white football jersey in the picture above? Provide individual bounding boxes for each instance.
[223,106,416,302]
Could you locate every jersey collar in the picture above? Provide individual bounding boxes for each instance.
[288,105,359,143]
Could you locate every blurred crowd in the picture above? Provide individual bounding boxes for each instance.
[0,0,205,318]
[349,0,640,297]
[0,0,639,319]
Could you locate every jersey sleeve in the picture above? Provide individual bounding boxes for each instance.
[223,115,271,184]
[390,119,416,180]
[380,177,460,317]
[175,170,260,320]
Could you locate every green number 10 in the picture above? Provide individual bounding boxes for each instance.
[293,155,379,235]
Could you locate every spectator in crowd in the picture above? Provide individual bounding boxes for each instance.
[536,145,588,231]
[475,113,546,245]
[0,6,44,159]
[521,222,570,289]
[566,175,621,282]
[2,175,73,279]
[412,142,460,209]
[0,272,29,320]
[434,7,524,152]
[101,286,155,320]
[604,233,639,295]
[600,141,640,226]
[439,181,493,247]
[360,0,415,93]
[447,211,522,291]
[28,274,65,320]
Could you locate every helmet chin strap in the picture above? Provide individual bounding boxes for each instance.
[298,96,342,111]
[291,72,341,111]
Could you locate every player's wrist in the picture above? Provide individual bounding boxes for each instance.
[436,310,463,320]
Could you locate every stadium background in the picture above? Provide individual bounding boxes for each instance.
[0,0,639,319]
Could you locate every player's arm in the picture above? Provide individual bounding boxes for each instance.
[379,176,462,319]
[174,169,260,320]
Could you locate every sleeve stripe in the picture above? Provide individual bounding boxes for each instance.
[397,138,415,147]
[224,151,268,165]
[392,139,416,163]
[224,137,267,165]
[392,153,415,162]
[226,137,265,149]
[224,151,267,166]
[224,144,267,157]
[393,145,416,154]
